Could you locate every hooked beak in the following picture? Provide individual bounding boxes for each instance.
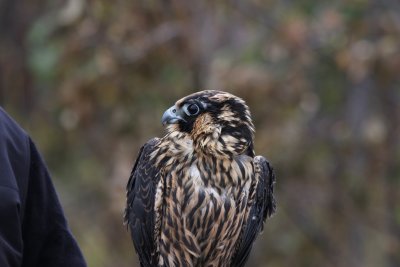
[161,105,186,125]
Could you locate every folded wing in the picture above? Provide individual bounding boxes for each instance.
[124,138,160,267]
[231,156,276,267]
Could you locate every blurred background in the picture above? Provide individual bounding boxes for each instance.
[1,0,400,266]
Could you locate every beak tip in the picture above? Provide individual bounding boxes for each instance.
[162,106,176,126]
[162,105,185,126]
[161,112,169,125]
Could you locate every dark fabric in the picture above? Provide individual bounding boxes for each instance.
[0,107,87,267]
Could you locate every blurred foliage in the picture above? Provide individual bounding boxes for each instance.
[1,0,400,266]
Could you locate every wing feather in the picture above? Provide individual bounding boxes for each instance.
[231,155,276,267]
[124,138,160,267]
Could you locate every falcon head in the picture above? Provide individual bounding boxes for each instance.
[162,90,255,157]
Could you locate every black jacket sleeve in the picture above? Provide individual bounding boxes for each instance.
[0,107,87,267]
[0,109,28,267]
[21,139,87,267]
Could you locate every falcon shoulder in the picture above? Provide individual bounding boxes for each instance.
[124,138,160,267]
[231,155,276,267]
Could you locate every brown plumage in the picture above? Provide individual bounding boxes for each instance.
[125,90,276,267]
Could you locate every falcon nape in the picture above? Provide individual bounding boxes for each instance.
[125,90,276,267]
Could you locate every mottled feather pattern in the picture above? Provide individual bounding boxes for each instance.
[125,90,276,267]
[155,135,254,266]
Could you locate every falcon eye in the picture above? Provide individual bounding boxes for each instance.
[184,103,200,116]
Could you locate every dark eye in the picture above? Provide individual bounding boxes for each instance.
[185,103,200,116]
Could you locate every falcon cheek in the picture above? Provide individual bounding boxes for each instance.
[190,113,224,155]
[191,113,215,138]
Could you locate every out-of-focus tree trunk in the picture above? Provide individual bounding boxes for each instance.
[0,0,42,112]
[345,77,373,267]
[380,85,400,267]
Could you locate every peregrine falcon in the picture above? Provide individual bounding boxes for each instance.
[125,90,276,267]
